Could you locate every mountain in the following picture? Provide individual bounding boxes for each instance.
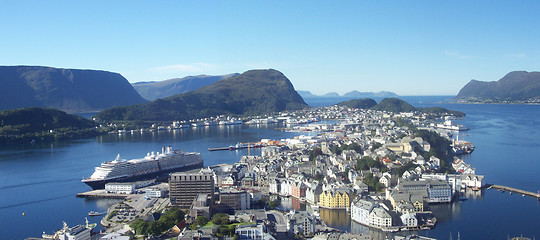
[336,98,377,109]
[297,90,318,98]
[371,98,465,116]
[343,90,398,98]
[0,66,146,112]
[322,92,340,97]
[298,90,398,99]
[456,71,540,101]
[132,74,238,101]
[371,98,416,112]
[96,69,308,121]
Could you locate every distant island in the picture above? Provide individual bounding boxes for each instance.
[132,74,238,101]
[0,107,102,144]
[0,66,147,113]
[299,90,398,99]
[338,98,465,117]
[456,71,540,104]
[97,69,308,121]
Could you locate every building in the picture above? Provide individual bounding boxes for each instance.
[369,206,392,228]
[269,179,280,195]
[280,179,291,196]
[290,181,307,200]
[219,188,250,213]
[427,180,452,203]
[286,211,316,236]
[235,224,276,240]
[190,193,212,219]
[105,183,135,194]
[397,179,452,203]
[351,198,376,226]
[400,212,418,227]
[319,189,351,209]
[306,183,323,205]
[169,168,215,210]
[146,188,165,198]
[461,174,485,188]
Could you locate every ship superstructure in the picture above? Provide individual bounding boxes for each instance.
[82,146,203,189]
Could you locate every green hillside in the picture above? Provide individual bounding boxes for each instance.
[97,69,307,121]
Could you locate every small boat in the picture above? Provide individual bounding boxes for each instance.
[471,187,480,191]
[88,211,103,216]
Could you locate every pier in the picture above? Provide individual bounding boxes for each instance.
[76,189,131,199]
[487,184,540,199]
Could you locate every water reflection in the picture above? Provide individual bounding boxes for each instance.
[319,208,350,231]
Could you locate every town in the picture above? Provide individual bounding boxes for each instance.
[42,105,485,240]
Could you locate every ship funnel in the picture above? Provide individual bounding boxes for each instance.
[162,147,166,155]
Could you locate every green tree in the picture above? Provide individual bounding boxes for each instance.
[196,216,209,226]
[212,213,230,225]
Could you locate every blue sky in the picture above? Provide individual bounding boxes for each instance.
[1,1,539,95]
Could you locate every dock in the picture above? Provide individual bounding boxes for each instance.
[488,184,540,199]
[208,147,230,151]
[208,143,264,151]
[76,189,132,199]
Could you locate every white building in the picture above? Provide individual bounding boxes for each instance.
[280,179,291,196]
[461,174,485,188]
[269,179,280,195]
[105,183,135,194]
[146,188,165,198]
[369,207,392,228]
[235,224,275,240]
[400,212,418,227]
[351,198,375,226]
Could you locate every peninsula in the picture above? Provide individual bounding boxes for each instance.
[456,71,540,104]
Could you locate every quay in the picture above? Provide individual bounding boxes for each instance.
[208,147,230,151]
[208,143,264,151]
[487,184,540,199]
[76,189,131,199]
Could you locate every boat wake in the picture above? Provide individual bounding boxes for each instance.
[0,194,73,209]
[0,178,80,190]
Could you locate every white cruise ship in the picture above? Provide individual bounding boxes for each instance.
[82,146,203,189]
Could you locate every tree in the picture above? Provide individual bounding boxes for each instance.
[212,213,230,225]
[196,216,209,226]
[309,147,323,161]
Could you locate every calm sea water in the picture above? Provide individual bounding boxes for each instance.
[1,97,540,239]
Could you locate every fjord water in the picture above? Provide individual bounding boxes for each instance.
[0,125,303,240]
[0,97,539,239]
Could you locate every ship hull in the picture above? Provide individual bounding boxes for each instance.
[82,161,203,190]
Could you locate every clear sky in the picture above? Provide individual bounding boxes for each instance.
[1,1,539,95]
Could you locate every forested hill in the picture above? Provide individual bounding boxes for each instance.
[336,98,377,109]
[96,69,308,121]
[0,66,147,112]
[0,107,101,144]
[342,98,465,117]
[0,107,95,133]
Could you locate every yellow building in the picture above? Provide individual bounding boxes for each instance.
[319,189,351,209]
